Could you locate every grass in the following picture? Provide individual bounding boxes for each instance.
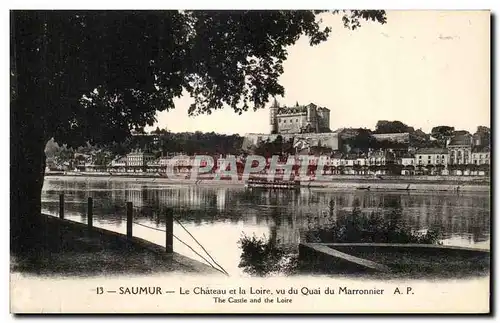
[329,246,490,278]
[10,215,197,277]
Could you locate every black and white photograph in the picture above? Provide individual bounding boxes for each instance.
[9,8,491,314]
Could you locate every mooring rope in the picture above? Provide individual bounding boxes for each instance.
[133,221,165,232]
[171,235,225,275]
[132,220,229,276]
[173,216,230,276]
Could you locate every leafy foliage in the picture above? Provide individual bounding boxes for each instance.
[12,10,387,148]
[237,234,290,277]
[53,147,74,165]
[252,135,295,157]
[305,205,442,244]
[431,126,455,145]
[374,120,413,134]
[343,128,376,152]
[157,131,244,155]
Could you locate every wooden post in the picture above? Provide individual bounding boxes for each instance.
[87,197,93,229]
[126,202,133,239]
[165,209,174,253]
[59,194,64,219]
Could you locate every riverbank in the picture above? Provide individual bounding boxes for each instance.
[299,243,490,279]
[45,173,490,192]
[10,214,222,277]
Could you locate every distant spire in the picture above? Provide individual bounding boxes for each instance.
[295,101,299,107]
[272,97,279,108]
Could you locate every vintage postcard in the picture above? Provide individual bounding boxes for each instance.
[10,9,491,314]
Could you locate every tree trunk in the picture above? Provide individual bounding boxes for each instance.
[11,11,49,258]
[11,98,48,257]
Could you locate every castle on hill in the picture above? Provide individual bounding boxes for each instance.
[269,99,331,134]
[242,99,339,153]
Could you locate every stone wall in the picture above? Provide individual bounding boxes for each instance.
[373,133,410,143]
[242,132,340,151]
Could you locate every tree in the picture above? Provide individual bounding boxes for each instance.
[44,138,60,158]
[434,164,445,175]
[431,126,455,146]
[386,163,403,175]
[344,128,375,152]
[478,163,490,175]
[158,131,244,155]
[476,126,490,134]
[282,138,295,155]
[456,164,467,174]
[410,129,432,148]
[352,164,361,175]
[374,120,411,134]
[254,136,286,157]
[11,10,386,254]
[54,147,74,165]
[368,165,379,174]
[94,151,112,166]
[466,163,477,174]
[447,164,458,175]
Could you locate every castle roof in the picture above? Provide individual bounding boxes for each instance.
[275,102,329,114]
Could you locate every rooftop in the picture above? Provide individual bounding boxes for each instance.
[472,146,491,153]
[275,102,329,114]
[368,149,396,157]
[127,149,155,155]
[415,148,448,155]
[448,133,472,146]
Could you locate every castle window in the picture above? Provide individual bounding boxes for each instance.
[283,120,286,123]
[296,119,298,122]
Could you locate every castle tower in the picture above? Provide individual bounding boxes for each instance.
[269,97,279,134]
[316,107,331,132]
[306,103,319,133]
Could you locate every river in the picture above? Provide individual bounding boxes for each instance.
[41,177,490,277]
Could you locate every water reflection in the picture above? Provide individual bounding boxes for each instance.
[41,178,490,276]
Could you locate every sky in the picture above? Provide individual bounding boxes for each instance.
[147,10,490,135]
